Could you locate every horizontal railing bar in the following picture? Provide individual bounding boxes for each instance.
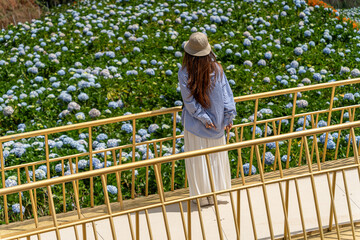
[1,120,360,196]
[4,101,358,172]
[4,102,359,172]
[0,107,182,142]
[233,77,360,102]
[234,104,360,128]
[2,163,359,240]
[2,78,360,143]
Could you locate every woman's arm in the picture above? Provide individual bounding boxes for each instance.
[178,69,214,126]
[222,73,237,126]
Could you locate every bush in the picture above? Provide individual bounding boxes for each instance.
[322,0,360,9]
[35,0,75,8]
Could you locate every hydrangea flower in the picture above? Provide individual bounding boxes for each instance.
[3,106,14,116]
[320,133,333,144]
[294,47,303,56]
[243,39,251,47]
[12,203,25,214]
[96,133,108,141]
[281,155,291,162]
[251,126,262,137]
[317,120,327,128]
[258,59,266,66]
[175,51,182,58]
[266,142,276,149]
[107,185,118,195]
[35,169,46,180]
[351,69,360,77]
[264,51,272,59]
[148,124,160,133]
[244,60,253,67]
[59,92,72,102]
[68,102,80,111]
[78,93,89,101]
[89,108,101,118]
[296,100,308,108]
[327,140,336,150]
[243,163,257,175]
[78,160,88,170]
[263,152,275,165]
[121,123,133,133]
[343,93,354,101]
[5,176,17,187]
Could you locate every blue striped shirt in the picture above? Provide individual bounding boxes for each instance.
[178,65,237,139]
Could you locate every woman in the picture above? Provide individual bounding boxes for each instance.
[178,32,237,206]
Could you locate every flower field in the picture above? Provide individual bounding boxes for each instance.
[2,0,360,224]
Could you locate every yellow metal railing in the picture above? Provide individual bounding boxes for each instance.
[1,120,360,239]
[1,77,360,234]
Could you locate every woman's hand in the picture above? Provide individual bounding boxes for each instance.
[224,123,232,134]
[206,122,216,129]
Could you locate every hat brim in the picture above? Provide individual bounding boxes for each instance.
[184,41,211,57]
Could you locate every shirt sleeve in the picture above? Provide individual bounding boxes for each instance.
[222,72,237,126]
[178,69,214,126]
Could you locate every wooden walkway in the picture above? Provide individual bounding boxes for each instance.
[1,156,360,239]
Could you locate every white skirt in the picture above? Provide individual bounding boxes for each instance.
[184,128,232,197]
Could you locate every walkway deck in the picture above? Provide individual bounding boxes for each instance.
[1,157,360,240]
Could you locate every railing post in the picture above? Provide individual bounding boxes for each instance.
[88,127,94,208]
[47,185,61,239]
[187,200,191,240]
[249,98,259,176]
[303,136,324,238]
[132,119,136,199]
[0,142,9,224]
[205,154,224,240]
[255,146,274,239]
[321,86,336,162]
[171,110,177,191]
[154,164,171,239]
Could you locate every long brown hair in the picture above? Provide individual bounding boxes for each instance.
[182,51,223,109]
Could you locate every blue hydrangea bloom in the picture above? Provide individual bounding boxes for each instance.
[264,51,272,59]
[320,133,333,144]
[281,155,291,162]
[78,93,89,101]
[263,152,275,165]
[148,124,160,133]
[294,47,303,56]
[35,169,46,180]
[327,140,336,150]
[107,185,118,195]
[317,120,327,128]
[75,112,85,120]
[296,100,308,108]
[344,93,354,101]
[258,59,266,66]
[266,142,276,149]
[251,126,263,137]
[5,177,17,187]
[121,123,133,133]
[243,163,257,175]
[313,73,322,81]
[78,159,88,170]
[55,163,63,173]
[96,133,108,141]
[12,203,25,214]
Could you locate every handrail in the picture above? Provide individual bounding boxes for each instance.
[1,77,359,142]
[2,119,360,196]
[233,77,360,102]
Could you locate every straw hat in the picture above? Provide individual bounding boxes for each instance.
[184,32,211,56]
